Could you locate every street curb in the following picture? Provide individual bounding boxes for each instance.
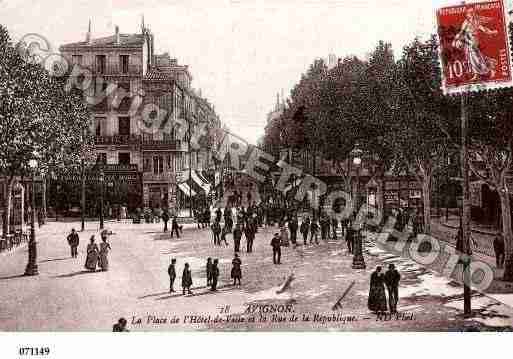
[440,221,498,236]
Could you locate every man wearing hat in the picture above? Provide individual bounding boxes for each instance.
[270,232,282,264]
[67,228,80,258]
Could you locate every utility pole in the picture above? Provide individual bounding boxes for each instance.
[461,92,471,316]
[99,170,104,230]
[188,113,193,218]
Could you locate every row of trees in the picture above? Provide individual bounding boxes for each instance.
[0,24,94,234]
[264,33,513,281]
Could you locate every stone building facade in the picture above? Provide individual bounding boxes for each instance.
[59,21,221,215]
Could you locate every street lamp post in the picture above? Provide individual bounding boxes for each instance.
[99,170,104,230]
[25,158,39,276]
[81,159,86,232]
[189,119,193,218]
[351,148,366,270]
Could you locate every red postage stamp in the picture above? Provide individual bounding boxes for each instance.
[436,0,512,94]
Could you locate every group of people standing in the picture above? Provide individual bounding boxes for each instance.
[209,206,259,253]
[65,228,112,272]
[167,254,243,295]
[368,264,401,314]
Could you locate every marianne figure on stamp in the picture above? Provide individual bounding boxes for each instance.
[452,7,498,81]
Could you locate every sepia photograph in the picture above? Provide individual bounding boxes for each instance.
[1,1,513,353]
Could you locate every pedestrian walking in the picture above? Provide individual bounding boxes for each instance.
[340,217,349,238]
[215,207,222,223]
[226,215,233,233]
[345,224,354,254]
[162,209,170,232]
[206,258,213,286]
[320,213,330,240]
[168,258,177,292]
[211,259,220,291]
[98,234,112,271]
[271,232,282,264]
[212,220,221,245]
[300,217,310,245]
[233,223,243,253]
[384,264,401,313]
[67,228,80,258]
[310,220,319,245]
[231,254,242,286]
[112,317,129,332]
[37,209,43,228]
[494,233,505,269]
[170,216,180,238]
[368,266,388,314]
[288,215,298,245]
[182,263,193,295]
[84,235,99,271]
[203,207,210,228]
[331,217,338,240]
[244,224,255,253]
[220,224,229,246]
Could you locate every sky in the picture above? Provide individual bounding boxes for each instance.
[0,0,476,144]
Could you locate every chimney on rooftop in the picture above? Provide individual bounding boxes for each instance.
[86,19,91,44]
[115,25,120,45]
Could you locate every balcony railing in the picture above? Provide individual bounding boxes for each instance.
[96,163,139,172]
[95,135,142,146]
[142,139,181,151]
[142,171,174,182]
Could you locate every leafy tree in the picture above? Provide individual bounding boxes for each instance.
[0,24,92,233]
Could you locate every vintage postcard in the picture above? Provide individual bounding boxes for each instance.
[2,0,513,347]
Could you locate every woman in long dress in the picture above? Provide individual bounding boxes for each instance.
[368,266,388,313]
[231,254,242,286]
[85,236,99,271]
[98,235,112,271]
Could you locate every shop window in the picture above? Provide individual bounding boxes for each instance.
[118,116,130,136]
[96,153,107,165]
[119,153,130,166]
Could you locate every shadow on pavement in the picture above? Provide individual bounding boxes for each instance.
[0,274,27,281]
[151,284,237,300]
[39,257,72,263]
[54,270,101,278]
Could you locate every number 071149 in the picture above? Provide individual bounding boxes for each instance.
[18,347,50,356]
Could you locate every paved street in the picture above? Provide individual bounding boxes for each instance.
[1,220,513,331]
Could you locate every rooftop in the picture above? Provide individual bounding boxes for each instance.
[60,33,145,49]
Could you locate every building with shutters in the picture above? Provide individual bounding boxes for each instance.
[56,20,222,216]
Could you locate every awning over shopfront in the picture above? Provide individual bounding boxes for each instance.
[178,183,196,197]
[191,170,211,194]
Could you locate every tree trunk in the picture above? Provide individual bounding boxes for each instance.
[422,175,432,234]
[5,177,15,235]
[377,177,384,224]
[42,174,47,224]
[499,189,513,281]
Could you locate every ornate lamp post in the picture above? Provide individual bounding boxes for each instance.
[25,157,39,276]
[351,147,366,270]
[99,170,104,230]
